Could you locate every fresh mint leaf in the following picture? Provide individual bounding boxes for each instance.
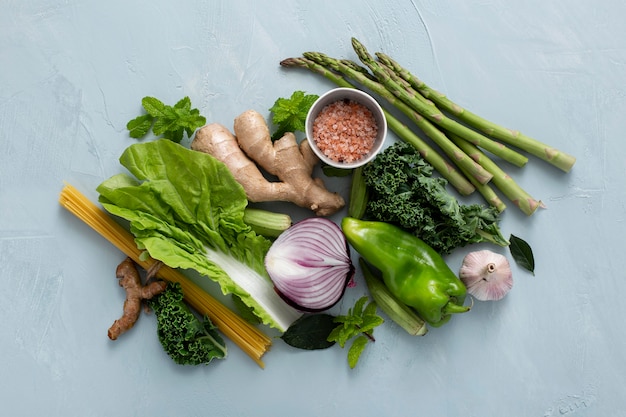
[180,111,206,133]
[358,314,384,334]
[163,108,179,123]
[364,298,378,316]
[327,321,355,348]
[164,128,185,143]
[174,96,192,111]
[347,336,369,369]
[281,314,337,350]
[126,114,154,139]
[269,90,319,140]
[327,296,383,368]
[352,296,368,315]
[141,96,167,117]
[152,117,179,137]
[280,297,382,368]
[127,96,206,142]
[509,234,535,275]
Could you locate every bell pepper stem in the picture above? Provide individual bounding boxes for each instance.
[443,301,471,315]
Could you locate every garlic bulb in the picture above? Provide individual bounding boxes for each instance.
[459,250,513,301]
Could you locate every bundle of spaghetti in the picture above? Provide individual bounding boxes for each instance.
[59,183,272,368]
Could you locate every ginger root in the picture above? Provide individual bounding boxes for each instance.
[191,110,345,216]
[108,257,167,340]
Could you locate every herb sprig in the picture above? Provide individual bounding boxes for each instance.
[328,296,383,368]
[280,296,383,369]
[269,90,318,140]
[127,96,206,143]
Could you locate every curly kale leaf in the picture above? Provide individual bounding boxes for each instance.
[363,141,507,254]
[148,282,227,365]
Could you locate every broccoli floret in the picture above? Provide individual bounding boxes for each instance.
[148,282,227,365]
[362,141,508,254]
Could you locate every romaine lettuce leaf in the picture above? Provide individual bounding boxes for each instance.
[97,139,301,331]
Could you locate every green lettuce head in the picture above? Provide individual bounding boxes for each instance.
[97,139,301,331]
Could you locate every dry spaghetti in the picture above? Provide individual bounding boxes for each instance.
[59,183,272,368]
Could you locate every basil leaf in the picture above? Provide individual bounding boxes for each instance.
[281,314,337,350]
[509,234,535,275]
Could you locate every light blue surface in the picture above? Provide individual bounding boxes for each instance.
[1,1,624,416]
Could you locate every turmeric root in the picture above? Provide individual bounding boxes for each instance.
[108,257,167,340]
[191,110,345,216]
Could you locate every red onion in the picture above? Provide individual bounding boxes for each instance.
[264,217,355,312]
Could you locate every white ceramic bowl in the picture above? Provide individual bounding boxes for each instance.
[305,87,387,169]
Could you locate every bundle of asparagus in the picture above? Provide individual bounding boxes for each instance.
[280,38,576,216]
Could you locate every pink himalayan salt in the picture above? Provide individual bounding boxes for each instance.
[312,99,378,163]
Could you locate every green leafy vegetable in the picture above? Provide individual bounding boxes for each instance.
[126,96,206,143]
[347,335,369,369]
[126,114,153,138]
[231,294,262,325]
[327,296,383,369]
[280,297,383,368]
[363,141,508,254]
[281,314,337,350]
[509,234,535,274]
[269,90,318,140]
[97,139,301,331]
[148,282,227,365]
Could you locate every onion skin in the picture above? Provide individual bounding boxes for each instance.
[265,218,355,312]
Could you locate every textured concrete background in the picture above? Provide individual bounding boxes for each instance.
[1,1,624,416]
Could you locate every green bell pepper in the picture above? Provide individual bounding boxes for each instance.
[341,217,470,327]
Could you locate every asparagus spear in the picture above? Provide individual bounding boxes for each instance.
[377,61,534,214]
[301,52,493,185]
[279,57,475,196]
[375,58,530,168]
[350,38,531,169]
[375,51,576,172]
[382,53,536,214]
[457,163,507,213]
[281,56,538,215]
[448,132,543,216]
